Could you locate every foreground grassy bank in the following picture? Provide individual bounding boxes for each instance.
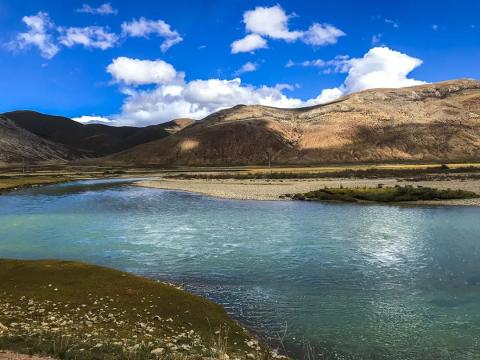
[0,175,73,193]
[289,185,479,203]
[0,259,278,360]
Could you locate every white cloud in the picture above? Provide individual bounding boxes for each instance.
[243,5,302,41]
[80,47,425,126]
[302,23,345,46]
[230,34,267,54]
[106,57,181,85]
[233,61,259,76]
[58,26,118,49]
[9,11,120,58]
[306,87,345,105]
[10,12,59,59]
[76,3,118,15]
[307,47,426,102]
[113,77,304,126]
[121,17,182,52]
[285,58,326,68]
[341,47,425,93]
[72,115,113,124]
[231,5,345,53]
[287,56,350,73]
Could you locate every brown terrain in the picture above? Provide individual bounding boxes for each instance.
[0,111,194,163]
[1,79,480,167]
[0,116,75,164]
[109,79,480,165]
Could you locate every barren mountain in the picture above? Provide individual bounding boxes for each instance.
[2,111,194,156]
[0,116,76,164]
[110,79,480,165]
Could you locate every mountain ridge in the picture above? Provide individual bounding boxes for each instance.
[108,79,480,165]
[2,79,480,166]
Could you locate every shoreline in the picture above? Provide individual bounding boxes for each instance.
[135,178,480,206]
[0,259,280,360]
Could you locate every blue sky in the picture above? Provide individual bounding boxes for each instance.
[0,0,479,126]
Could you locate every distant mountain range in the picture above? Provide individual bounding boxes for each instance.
[2,79,480,166]
[0,111,194,164]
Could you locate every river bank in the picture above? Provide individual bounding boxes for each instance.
[135,177,480,205]
[0,259,280,360]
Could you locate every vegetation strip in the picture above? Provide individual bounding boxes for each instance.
[165,165,480,180]
[0,259,281,360]
[288,185,479,203]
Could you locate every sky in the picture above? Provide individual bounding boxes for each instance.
[0,0,479,126]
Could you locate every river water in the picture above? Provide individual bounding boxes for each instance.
[0,179,479,359]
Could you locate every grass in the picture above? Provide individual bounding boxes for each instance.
[0,259,277,360]
[165,165,480,181]
[289,185,479,203]
[0,175,72,192]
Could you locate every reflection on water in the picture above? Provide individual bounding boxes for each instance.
[0,180,479,359]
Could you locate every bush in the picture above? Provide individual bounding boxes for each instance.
[291,185,478,203]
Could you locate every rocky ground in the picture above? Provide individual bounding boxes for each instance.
[135,177,480,205]
[0,260,282,360]
[0,351,55,360]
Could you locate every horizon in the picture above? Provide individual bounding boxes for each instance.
[1,0,479,126]
[3,77,479,128]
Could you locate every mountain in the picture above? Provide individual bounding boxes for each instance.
[109,79,480,166]
[0,116,76,164]
[2,111,194,156]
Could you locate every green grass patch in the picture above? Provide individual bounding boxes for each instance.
[289,185,479,203]
[0,259,276,359]
[0,175,71,192]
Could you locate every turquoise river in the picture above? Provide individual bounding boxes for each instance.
[0,179,479,359]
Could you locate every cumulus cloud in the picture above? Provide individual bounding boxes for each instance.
[76,3,118,15]
[231,34,267,54]
[114,77,304,126]
[79,47,425,126]
[302,23,345,46]
[231,5,345,53]
[9,12,59,59]
[302,47,426,103]
[243,5,302,41]
[233,61,259,76]
[121,17,182,52]
[341,47,425,93]
[58,26,118,49]
[98,56,305,125]
[107,57,181,85]
[9,11,120,57]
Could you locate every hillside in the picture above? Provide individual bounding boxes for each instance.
[109,79,480,166]
[0,116,76,164]
[2,111,194,156]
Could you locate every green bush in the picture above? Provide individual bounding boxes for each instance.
[290,185,478,203]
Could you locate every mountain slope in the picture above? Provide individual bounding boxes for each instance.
[0,116,76,164]
[110,79,480,165]
[2,111,194,156]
